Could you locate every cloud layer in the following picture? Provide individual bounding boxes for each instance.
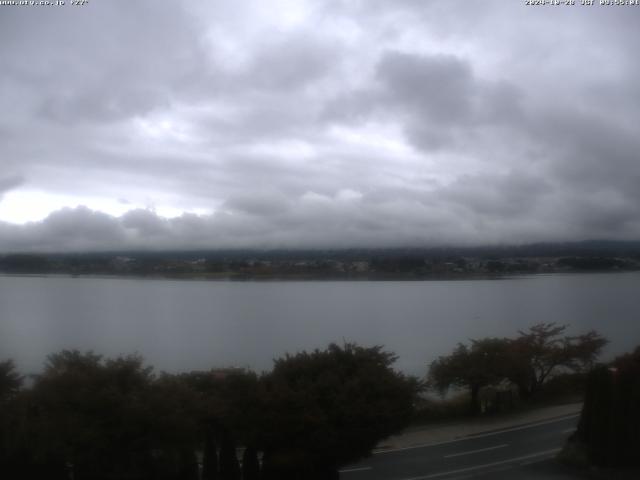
[0,0,639,251]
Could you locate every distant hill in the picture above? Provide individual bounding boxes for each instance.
[1,240,639,279]
[5,239,640,262]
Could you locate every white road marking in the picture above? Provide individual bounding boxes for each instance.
[339,466,372,473]
[448,464,515,480]
[562,428,575,434]
[401,448,561,480]
[373,413,579,455]
[443,443,508,458]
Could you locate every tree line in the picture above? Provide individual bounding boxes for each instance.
[427,323,608,415]
[0,323,626,478]
[0,344,418,480]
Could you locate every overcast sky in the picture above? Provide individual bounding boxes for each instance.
[1,0,639,252]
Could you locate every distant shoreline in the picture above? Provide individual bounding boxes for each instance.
[1,269,637,283]
[2,248,639,281]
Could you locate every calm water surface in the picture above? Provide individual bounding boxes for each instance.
[1,272,638,376]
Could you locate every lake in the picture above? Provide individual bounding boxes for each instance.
[1,272,638,377]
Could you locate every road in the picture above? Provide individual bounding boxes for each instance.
[339,414,583,480]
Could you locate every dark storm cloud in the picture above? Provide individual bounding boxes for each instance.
[0,207,125,252]
[377,52,475,124]
[325,50,524,150]
[224,190,293,217]
[0,0,639,250]
[441,172,553,218]
[121,209,171,237]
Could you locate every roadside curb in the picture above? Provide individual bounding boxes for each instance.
[456,410,581,439]
[374,404,583,454]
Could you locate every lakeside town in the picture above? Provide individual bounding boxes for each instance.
[2,242,639,279]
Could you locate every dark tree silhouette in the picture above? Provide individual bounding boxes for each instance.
[1,344,419,479]
[0,359,22,401]
[219,430,241,480]
[242,446,260,480]
[428,324,608,413]
[0,359,30,478]
[507,323,607,399]
[22,350,202,480]
[202,429,219,480]
[259,343,419,478]
[179,368,263,479]
[428,338,511,415]
[570,346,640,467]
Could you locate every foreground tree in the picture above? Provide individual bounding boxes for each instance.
[259,343,419,479]
[2,345,420,479]
[20,350,202,480]
[507,323,608,399]
[428,324,608,413]
[0,359,26,477]
[146,373,201,480]
[0,359,23,401]
[179,368,263,479]
[567,346,640,467]
[428,338,511,415]
[28,351,156,479]
[241,446,260,480]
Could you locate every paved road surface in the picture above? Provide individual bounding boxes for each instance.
[339,414,581,479]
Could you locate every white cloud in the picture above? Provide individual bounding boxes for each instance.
[0,1,638,250]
